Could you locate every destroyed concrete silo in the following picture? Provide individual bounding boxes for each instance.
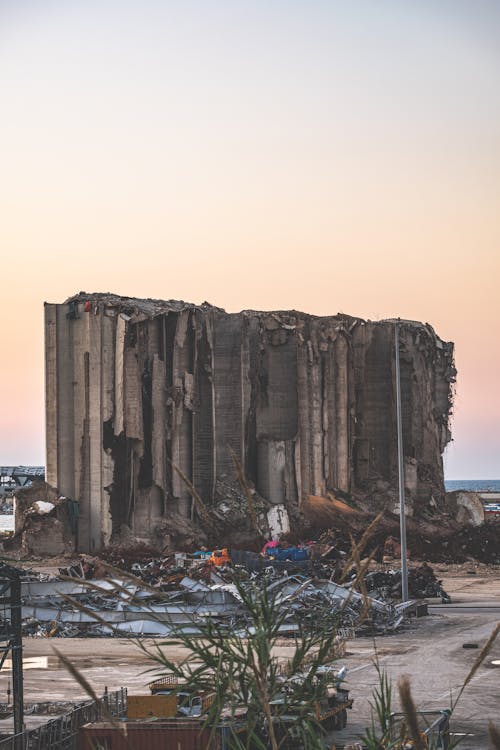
[44,293,455,552]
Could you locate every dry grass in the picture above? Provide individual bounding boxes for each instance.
[398,676,424,750]
[489,722,500,749]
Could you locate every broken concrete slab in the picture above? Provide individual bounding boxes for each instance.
[445,491,485,527]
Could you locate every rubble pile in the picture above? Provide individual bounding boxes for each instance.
[360,564,450,603]
[4,540,454,639]
[438,521,500,564]
[5,479,497,569]
[18,569,415,639]
[302,504,500,566]
[0,497,13,515]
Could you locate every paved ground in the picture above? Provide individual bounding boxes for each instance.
[336,573,500,748]
[0,572,498,747]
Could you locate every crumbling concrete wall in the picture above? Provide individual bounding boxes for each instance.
[13,481,76,556]
[45,293,455,551]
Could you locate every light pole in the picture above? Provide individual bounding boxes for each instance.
[395,321,409,602]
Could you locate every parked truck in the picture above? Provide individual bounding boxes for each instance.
[268,666,353,747]
[148,675,215,717]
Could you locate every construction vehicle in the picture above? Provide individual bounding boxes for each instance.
[148,675,215,717]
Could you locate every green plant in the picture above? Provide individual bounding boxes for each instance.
[138,575,345,750]
[359,661,395,749]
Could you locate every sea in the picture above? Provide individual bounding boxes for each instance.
[445,479,500,492]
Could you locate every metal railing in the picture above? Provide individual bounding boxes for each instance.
[0,688,127,750]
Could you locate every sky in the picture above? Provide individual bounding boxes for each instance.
[0,0,499,479]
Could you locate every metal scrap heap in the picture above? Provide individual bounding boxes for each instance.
[12,549,443,639]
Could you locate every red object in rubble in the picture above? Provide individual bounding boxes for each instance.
[84,301,92,312]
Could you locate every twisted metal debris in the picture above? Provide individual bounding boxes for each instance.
[14,556,426,638]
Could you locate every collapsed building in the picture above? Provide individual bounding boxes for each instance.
[44,293,455,552]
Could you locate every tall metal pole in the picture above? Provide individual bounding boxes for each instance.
[10,576,24,750]
[395,321,409,602]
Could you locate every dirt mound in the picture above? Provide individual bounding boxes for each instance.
[303,494,360,526]
[300,499,500,565]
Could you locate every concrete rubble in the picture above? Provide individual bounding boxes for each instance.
[444,490,485,526]
[44,292,456,553]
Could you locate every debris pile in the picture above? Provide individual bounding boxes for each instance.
[5,478,497,570]
[6,541,450,639]
[441,521,500,564]
[301,502,500,567]
[0,497,13,515]
[360,564,450,603]
[18,569,415,639]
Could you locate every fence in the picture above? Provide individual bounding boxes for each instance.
[0,688,127,750]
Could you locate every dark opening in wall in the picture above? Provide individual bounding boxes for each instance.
[126,323,137,348]
[164,314,177,499]
[157,317,164,361]
[103,418,114,451]
[244,319,259,484]
[164,314,177,387]
[108,433,129,533]
[192,315,215,504]
[139,358,153,489]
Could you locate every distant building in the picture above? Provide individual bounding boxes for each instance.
[0,466,45,496]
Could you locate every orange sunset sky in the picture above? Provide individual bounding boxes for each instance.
[0,1,499,479]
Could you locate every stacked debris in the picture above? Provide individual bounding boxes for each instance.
[359,564,450,603]
[0,497,13,514]
[440,521,500,564]
[18,568,416,639]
